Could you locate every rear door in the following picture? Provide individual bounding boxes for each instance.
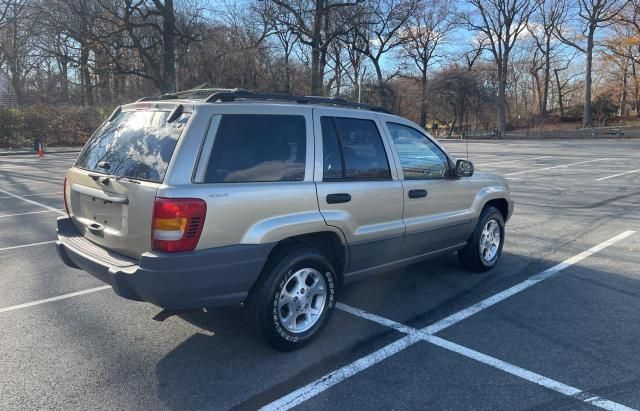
[381,119,473,257]
[313,108,405,273]
[66,107,192,258]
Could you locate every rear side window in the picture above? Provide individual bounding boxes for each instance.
[321,117,391,181]
[75,110,191,183]
[204,114,306,183]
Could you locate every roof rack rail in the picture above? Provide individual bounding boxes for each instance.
[204,89,391,114]
[136,88,243,102]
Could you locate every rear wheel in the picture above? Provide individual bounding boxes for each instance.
[248,248,337,351]
[458,206,505,272]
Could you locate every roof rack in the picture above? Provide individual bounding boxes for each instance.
[204,89,391,114]
[136,88,243,102]
[136,87,391,114]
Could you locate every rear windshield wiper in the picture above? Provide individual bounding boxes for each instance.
[88,172,141,185]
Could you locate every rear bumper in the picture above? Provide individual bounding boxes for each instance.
[56,216,274,309]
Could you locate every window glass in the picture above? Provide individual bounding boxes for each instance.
[387,123,449,179]
[75,110,190,183]
[321,117,344,180]
[204,114,306,183]
[331,117,391,180]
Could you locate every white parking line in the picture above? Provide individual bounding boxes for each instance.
[336,305,636,411]
[505,158,610,176]
[476,156,552,167]
[262,230,635,410]
[0,210,61,218]
[596,169,640,182]
[424,229,635,334]
[0,181,62,187]
[0,240,57,252]
[0,286,112,314]
[0,191,62,199]
[0,188,65,215]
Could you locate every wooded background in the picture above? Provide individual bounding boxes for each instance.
[1,0,639,146]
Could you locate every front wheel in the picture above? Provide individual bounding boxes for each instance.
[248,248,337,351]
[458,206,505,272]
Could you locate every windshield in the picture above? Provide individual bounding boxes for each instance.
[75,109,191,183]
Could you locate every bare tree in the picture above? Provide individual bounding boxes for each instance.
[527,0,564,117]
[554,0,624,127]
[0,0,42,104]
[462,0,536,137]
[268,0,364,95]
[401,0,456,127]
[353,0,418,109]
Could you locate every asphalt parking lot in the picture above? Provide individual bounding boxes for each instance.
[1,139,639,410]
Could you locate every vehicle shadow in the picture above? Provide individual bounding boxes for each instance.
[152,251,528,410]
[153,247,640,410]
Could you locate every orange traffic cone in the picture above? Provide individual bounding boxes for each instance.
[38,143,44,157]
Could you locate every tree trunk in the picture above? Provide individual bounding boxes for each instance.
[319,46,328,95]
[162,0,176,93]
[420,69,428,128]
[80,44,94,106]
[497,60,507,137]
[619,59,628,117]
[448,105,457,137]
[632,61,640,117]
[554,68,564,117]
[310,0,324,95]
[284,53,291,93]
[541,36,550,116]
[583,27,595,127]
[373,60,390,109]
[60,61,69,101]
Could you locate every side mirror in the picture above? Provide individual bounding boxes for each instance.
[455,159,474,177]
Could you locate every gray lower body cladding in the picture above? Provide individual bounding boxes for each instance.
[56,216,275,309]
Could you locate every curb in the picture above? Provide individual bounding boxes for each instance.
[0,149,82,157]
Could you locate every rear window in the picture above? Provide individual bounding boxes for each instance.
[75,110,191,183]
[204,114,306,183]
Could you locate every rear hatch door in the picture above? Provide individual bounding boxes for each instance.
[66,107,192,259]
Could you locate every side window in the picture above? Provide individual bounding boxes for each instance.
[387,122,450,180]
[204,114,306,183]
[321,116,391,181]
[321,117,344,179]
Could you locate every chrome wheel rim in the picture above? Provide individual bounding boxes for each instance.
[277,268,327,334]
[480,219,501,265]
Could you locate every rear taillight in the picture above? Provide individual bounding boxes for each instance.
[63,177,70,215]
[152,198,207,252]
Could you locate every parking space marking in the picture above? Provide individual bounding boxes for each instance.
[0,181,63,187]
[505,158,610,176]
[338,304,637,411]
[424,230,635,333]
[0,240,57,252]
[0,191,62,199]
[0,286,111,314]
[596,169,640,182]
[476,156,552,167]
[0,210,61,218]
[261,333,423,411]
[263,230,635,410]
[0,188,66,215]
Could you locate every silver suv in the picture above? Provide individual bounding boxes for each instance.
[56,89,513,350]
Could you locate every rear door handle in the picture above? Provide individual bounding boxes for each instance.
[326,193,351,204]
[408,189,428,198]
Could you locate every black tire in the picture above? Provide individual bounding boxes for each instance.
[458,206,505,272]
[247,247,337,351]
